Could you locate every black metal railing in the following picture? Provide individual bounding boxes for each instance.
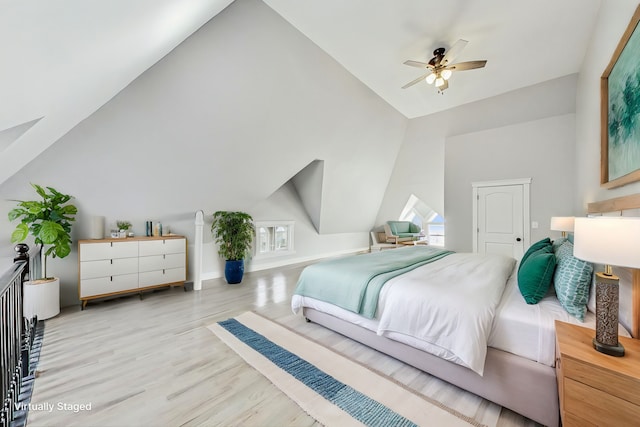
[0,245,40,426]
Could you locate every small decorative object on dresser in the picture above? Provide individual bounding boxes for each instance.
[116,220,132,238]
[89,215,105,239]
[78,235,187,309]
[555,321,640,426]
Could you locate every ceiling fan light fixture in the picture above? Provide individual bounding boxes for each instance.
[425,73,436,85]
[401,39,487,91]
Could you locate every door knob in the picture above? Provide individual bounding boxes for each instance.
[516,238,522,242]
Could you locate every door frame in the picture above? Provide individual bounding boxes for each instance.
[472,178,531,256]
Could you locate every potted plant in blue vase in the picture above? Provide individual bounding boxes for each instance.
[211,211,254,284]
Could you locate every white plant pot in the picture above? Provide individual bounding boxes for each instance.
[23,277,60,320]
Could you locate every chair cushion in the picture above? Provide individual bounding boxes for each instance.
[387,221,421,237]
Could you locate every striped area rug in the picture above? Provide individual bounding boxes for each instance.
[208,312,489,427]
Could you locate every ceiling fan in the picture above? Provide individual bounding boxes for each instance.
[402,39,487,93]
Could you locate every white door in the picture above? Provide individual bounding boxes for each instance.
[473,179,530,260]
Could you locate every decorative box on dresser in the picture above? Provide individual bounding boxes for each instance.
[78,236,187,309]
[555,320,640,427]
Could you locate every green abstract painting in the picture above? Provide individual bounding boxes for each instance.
[607,18,640,182]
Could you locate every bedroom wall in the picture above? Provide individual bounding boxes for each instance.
[0,0,407,306]
[445,114,576,253]
[575,0,640,211]
[376,75,578,247]
[574,1,640,331]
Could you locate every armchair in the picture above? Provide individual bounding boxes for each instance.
[384,221,422,244]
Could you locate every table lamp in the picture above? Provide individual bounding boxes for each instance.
[574,217,640,357]
[550,216,575,237]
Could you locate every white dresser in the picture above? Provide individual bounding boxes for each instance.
[78,236,186,309]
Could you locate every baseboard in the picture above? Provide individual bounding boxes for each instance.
[201,247,369,281]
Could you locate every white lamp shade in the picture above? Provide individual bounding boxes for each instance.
[574,217,640,269]
[550,216,575,232]
[426,73,436,84]
[442,69,452,80]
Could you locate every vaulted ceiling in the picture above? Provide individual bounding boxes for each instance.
[0,0,601,185]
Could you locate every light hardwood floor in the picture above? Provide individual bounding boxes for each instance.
[27,261,541,427]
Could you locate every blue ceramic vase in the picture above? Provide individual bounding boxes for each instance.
[225,260,244,284]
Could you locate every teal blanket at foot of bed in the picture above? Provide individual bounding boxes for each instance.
[293,246,453,318]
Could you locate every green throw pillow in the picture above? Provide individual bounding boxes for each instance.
[554,241,593,321]
[518,246,556,304]
[519,237,552,273]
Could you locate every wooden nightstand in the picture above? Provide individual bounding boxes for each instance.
[555,320,640,426]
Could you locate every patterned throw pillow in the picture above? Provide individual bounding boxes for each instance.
[552,237,567,253]
[555,239,573,261]
[554,241,593,321]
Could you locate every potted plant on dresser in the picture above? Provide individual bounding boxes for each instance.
[211,211,254,284]
[8,184,77,319]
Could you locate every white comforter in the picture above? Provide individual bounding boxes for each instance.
[376,253,515,375]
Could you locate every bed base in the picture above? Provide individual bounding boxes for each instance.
[303,307,560,427]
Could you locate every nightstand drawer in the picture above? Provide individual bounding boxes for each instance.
[564,356,640,406]
[565,378,640,426]
[563,411,597,427]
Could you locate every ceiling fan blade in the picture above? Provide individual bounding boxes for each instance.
[441,39,468,66]
[445,60,487,71]
[402,72,432,89]
[403,60,432,68]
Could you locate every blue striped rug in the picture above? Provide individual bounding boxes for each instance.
[208,312,485,427]
[219,317,416,427]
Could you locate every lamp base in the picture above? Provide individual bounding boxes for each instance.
[593,338,625,357]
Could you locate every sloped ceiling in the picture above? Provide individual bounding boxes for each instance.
[0,0,235,185]
[0,0,407,236]
[0,0,606,238]
[263,0,602,119]
[0,0,603,188]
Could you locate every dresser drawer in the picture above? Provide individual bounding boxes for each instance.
[564,378,640,426]
[80,258,138,279]
[139,267,185,287]
[80,273,139,297]
[80,241,138,261]
[138,253,185,273]
[139,238,185,256]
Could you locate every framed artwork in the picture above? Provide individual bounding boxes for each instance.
[601,5,640,189]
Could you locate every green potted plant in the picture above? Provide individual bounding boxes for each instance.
[8,184,77,319]
[116,220,132,238]
[211,211,254,284]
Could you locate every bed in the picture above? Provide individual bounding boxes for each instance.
[291,194,640,427]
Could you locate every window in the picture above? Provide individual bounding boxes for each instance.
[425,214,445,246]
[399,194,445,247]
[254,221,295,258]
